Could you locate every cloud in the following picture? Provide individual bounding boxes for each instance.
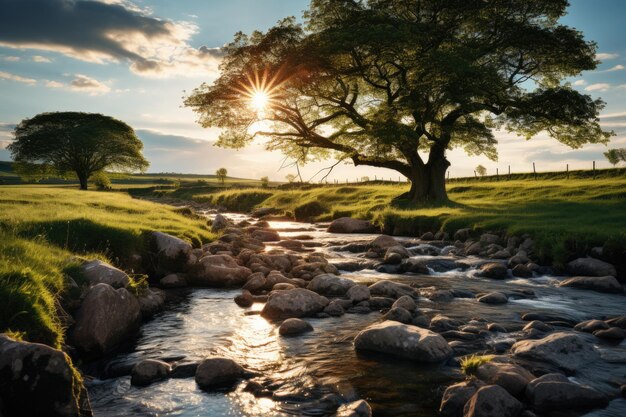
[45,80,64,88]
[32,55,52,63]
[596,53,619,60]
[585,83,610,92]
[0,0,222,78]
[1,55,20,62]
[598,64,625,73]
[69,74,111,94]
[600,111,626,119]
[573,79,587,86]
[0,71,37,85]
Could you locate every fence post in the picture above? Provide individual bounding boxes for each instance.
[474,170,477,179]
[533,162,537,180]
[566,164,569,179]
[508,165,511,180]
[593,161,596,179]
[496,168,499,181]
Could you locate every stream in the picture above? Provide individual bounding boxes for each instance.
[86,215,626,417]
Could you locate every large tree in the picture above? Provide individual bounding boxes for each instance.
[185,0,612,203]
[8,112,149,190]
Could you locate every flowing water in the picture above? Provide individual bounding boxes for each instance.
[87,216,626,417]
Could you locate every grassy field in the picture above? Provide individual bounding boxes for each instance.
[0,186,216,347]
[181,172,626,269]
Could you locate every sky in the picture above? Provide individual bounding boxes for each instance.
[0,0,625,181]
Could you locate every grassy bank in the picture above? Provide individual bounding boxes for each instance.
[177,173,626,269]
[0,186,216,347]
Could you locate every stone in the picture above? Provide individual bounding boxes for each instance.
[429,289,455,302]
[475,361,535,398]
[335,399,372,417]
[131,359,171,386]
[188,254,252,287]
[195,357,246,390]
[235,290,254,307]
[137,288,166,318]
[574,319,609,333]
[430,315,461,332]
[251,229,281,242]
[480,233,500,245]
[0,334,91,417]
[160,273,187,288]
[211,213,230,232]
[71,283,141,356]
[347,284,371,303]
[273,283,296,291]
[354,321,452,362]
[368,297,395,310]
[439,379,485,417]
[151,231,192,272]
[511,264,533,278]
[478,292,508,304]
[558,276,622,294]
[382,307,413,324]
[324,300,345,316]
[243,272,267,293]
[488,323,507,333]
[327,217,378,234]
[463,385,523,417]
[392,295,417,312]
[523,321,552,332]
[525,373,608,413]
[593,327,625,341]
[307,273,355,296]
[512,332,598,373]
[369,235,400,249]
[478,262,508,279]
[454,228,473,241]
[80,259,129,288]
[566,257,617,277]
[384,251,403,264]
[261,288,329,320]
[368,280,417,299]
[278,318,314,336]
[420,232,435,241]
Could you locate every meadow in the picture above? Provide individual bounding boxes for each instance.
[0,186,215,347]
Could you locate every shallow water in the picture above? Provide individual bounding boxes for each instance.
[87,216,626,417]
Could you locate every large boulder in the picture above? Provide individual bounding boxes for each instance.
[195,357,246,390]
[188,254,252,287]
[211,213,230,232]
[0,334,92,417]
[151,231,192,273]
[463,385,523,417]
[566,257,617,277]
[80,259,129,288]
[261,288,329,320]
[354,321,452,362]
[137,288,166,319]
[347,284,371,303]
[71,283,141,356]
[439,379,485,417]
[368,280,417,299]
[278,318,314,336]
[525,373,608,413]
[475,361,535,398]
[477,263,508,279]
[307,274,355,296]
[558,276,622,294]
[159,273,188,288]
[327,217,378,234]
[131,359,171,386]
[512,332,598,373]
[335,400,372,417]
[369,235,400,250]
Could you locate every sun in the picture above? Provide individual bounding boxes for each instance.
[250,89,270,112]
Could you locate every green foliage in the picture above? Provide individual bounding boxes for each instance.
[185,0,611,202]
[294,201,327,221]
[475,165,487,177]
[460,355,494,376]
[7,112,149,189]
[216,167,228,184]
[604,148,626,166]
[260,176,269,188]
[91,171,112,191]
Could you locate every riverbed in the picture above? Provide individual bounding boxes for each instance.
[87,216,626,417]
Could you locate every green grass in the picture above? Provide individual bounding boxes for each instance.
[460,354,494,376]
[0,186,217,347]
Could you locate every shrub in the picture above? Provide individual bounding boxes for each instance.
[294,201,327,221]
[91,171,112,191]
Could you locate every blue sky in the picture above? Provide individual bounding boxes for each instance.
[1,0,625,180]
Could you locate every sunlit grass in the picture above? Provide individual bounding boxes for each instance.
[460,354,494,376]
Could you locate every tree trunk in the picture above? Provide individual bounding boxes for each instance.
[77,171,89,190]
[406,146,450,203]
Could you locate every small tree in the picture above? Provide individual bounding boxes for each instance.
[604,148,626,166]
[8,112,148,189]
[360,176,370,182]
[285,173,297,183]
[91,171,112,191]
[260,176,269,188]
[476,165,487,177]
[216,167,227,184]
